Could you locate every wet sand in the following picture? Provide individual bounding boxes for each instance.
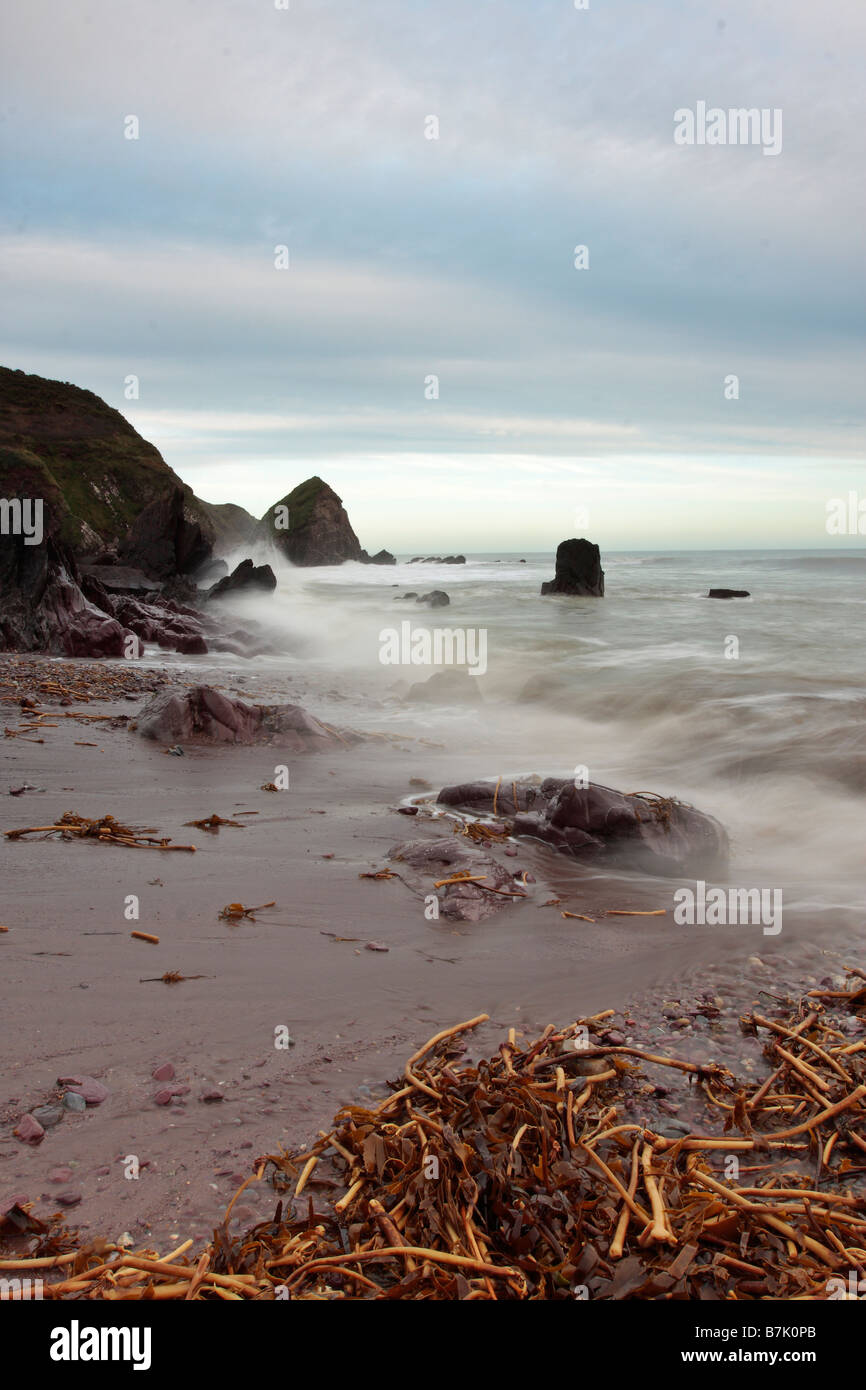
[1,662,862,1250]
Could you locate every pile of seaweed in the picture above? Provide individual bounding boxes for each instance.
[2,974,864,1300]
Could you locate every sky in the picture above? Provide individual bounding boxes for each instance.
[1,0,864,552]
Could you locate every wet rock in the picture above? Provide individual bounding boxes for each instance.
[136,685,359,751]
[362,550,396,565]
[389,836,522,921]
[541,538,604,597]
[415,590,450,608]
[207,557,277,600]
[14,1114,44,1144]
[49,1167,75,1184]
[152,1062,175,1082]
[0,1193,30,1217]
[55,1190,83,1207]
[707,588,750,599]
[407,670,484,704]
[437,778,728,878]
[200,1088,224,1103]
[154,1089,175,1106]
[62,1092,86,1113]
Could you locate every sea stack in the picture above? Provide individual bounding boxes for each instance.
[541,538,604,597]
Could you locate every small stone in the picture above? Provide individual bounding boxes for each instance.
[14,1114,44,1145]
[365,941,389,952]
[200,1088,224,1103]
[152,1062,175,1082]
[95,1167,110,1177]
[49,1167,75,1184]
[63,1091,87,1113]
[56,1190,82,1207]
[503,846,518,857]
[154,1089,174,1106]
[66,1077,109,1107]
[32,1104,64,1129]
[602,1030,626,1046]
[670,1018,691,1030]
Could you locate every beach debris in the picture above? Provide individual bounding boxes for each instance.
[165,745,185,756]
[4,812,196,852]
[561,910,596,922]
[0,925,9,933]
[5,972,865,1299]
[9,784,45,796]
[140,972,207,984]
[260,782,279,791]
[364,941,390,952]
[184,813,245,831]
[131,932,160,945]
[218,901,276,922]
[606,909,667,918]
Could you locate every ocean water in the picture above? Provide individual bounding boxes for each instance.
[164,548,866,910]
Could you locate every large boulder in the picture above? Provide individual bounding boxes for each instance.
[206,557,277,599]
[437,778,728,877]
[362,549,396,565]
[541,538,604,597]
[256,477,365,566]
[135,685,359,751]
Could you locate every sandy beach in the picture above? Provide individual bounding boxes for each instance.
[2,653,862,1253]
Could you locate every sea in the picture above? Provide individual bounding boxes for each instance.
[152,547,866,917]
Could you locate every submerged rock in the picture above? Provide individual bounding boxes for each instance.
[136,684,359,751]
[707,588,750,599]
[541,538,604,597]
[415,590,450,607]
[407,670,484,703]
[389,837,521,921]
[437,778,728,878]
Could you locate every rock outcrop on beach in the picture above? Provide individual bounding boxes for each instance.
[256,476,392,567]
[437,779,728,877]
[206,557,277,599]
[135,685,359,751]
[541,538,604,597]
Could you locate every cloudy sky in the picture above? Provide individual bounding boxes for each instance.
[2,0,864,551]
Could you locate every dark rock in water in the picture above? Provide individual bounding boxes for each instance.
[437,778,728,877]
[541,538,604,597]
[119,485,213,579]
[257,476,373,566]
[363,549,396,565]
[707,588,750,599]
[207,557,277,599]
[136,684,359,751]
[393,592,419,600]
[111,594,209,655]
[407,670,484,703]
[415,590,450,607]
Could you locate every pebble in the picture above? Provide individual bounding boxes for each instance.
[14,1114,44,1144]
[63,1077,109,1107]
[152,1062,175,1082]
[602,1030,626,1046]
[0,1193,30,1216]
[95,1167,110,1177]
[200,1089,224,1103]
[49,1167,75,1184]
[154,1089,174,1106]
[55,1190,83,1207]
[504,846,518,857]
[32,1104,64,1129]
[365,941,389,952]
[62,1092,86,1113]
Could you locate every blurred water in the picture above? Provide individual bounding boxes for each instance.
[157,548,866,907]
